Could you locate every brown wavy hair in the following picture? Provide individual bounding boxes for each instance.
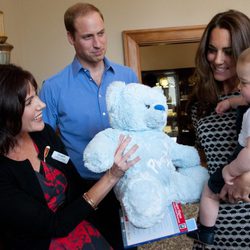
[0,64,38,155]
[187,9,250,117]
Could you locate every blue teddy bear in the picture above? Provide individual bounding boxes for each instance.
[84,81,208,228]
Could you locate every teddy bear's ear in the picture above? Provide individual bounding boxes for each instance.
[106,81,126,112]
[153,86,164,94]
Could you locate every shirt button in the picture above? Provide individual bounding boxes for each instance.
[99,94,102,98]
[102,112,106,116]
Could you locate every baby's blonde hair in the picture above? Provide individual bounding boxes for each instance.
[238,47,250,64]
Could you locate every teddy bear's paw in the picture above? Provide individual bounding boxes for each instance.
[121,177,168,228]
[178,166,209,184]
[83,130,117,172]
[168,140,201,168]
[174,166,209,203]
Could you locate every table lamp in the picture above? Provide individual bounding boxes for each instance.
[0,10,13,64]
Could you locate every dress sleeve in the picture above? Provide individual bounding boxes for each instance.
[0,162,94,238]
[0,125,94,238]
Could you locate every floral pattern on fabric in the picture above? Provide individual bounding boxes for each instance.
[50,220,112,250]
[37,161,67,212]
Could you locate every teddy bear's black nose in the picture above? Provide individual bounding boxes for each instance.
[154,104,165,111]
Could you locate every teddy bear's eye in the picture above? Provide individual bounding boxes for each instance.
[145,104,150,109]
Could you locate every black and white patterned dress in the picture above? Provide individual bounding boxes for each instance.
[191,92,250,250]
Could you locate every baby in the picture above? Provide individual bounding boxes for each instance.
[187,47,250,245]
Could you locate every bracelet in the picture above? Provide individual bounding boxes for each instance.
[83,192,98,210]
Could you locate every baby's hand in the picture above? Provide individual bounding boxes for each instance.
[215,99,231,115]
[222,165,236,185]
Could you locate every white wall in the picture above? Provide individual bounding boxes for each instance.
[1,0,250,85]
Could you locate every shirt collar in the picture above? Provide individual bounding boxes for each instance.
[72,56,114,77]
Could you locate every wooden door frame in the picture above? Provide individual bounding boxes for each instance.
[122,25,205,81]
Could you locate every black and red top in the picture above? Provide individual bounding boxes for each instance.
[0,124,111,250]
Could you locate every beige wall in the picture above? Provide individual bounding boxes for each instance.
[140,43,199,71]
[1,0,250,85]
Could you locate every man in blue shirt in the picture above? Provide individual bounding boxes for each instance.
[39,8,138,180]
[40,57,137,179]
[39,2,138,250]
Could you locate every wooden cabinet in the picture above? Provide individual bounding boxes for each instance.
[142,68,195,145]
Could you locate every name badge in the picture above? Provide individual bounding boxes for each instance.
[51,151,70,164]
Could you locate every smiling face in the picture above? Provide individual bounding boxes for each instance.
[21,83,46,133]
[206,27,237,83]
[67,11,107,67]
[237,60,250,104]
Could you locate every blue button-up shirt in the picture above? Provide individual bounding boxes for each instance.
[39,57,138,179]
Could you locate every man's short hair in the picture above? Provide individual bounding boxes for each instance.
[64,2,104,36]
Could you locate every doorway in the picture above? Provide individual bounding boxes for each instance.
[122,25,205,144]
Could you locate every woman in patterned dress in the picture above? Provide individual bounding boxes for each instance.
[187,9,250,249]
[0,64,140,250]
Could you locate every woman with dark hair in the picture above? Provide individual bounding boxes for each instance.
[0,64,140,250]
[187,9,250,249]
